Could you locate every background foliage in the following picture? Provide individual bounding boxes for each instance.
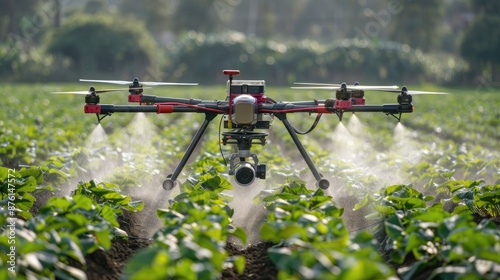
[0,0,499,84]
[46,13,158,80]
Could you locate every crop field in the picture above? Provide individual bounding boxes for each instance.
[1,83,499,279]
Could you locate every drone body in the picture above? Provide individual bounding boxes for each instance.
[53,70,446,190]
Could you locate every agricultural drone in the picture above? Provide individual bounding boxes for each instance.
[53,70,446,190]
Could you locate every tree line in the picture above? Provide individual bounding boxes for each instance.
[0,0,499,83]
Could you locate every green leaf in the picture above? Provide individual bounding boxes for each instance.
[16,176,37,193]
[398,260,435,280]
[231,227,247,245]
[35,251,59,266]
[40,197,69,213]
[0,167,10,181]
[65,213,88,227]
[405,233,425,254]
[353,194,371,210]
[71,195,93,211]
[18,209,33,220]
[16,192,36,211]
[308,195,331,210]
[53,261,87,280]
[98,205,119,227]
[61,236,86,264]
[340,258,394,280]
[424,195,435,202]
[18,242,47,255]
[268,246,294,268]
[124,200,144,212]
[315,222,328,235]
[385,214,404,240]
[112,227,129,238]
[429,265,467,280]
[477,250,500,263]
[233,255,246,274]
[260,223,278,242]
[20,166,44,184]
[374,205,396,215]
[94,228,112,250]
[201,175,232,192]
[80,236,99,255]
[127,248,170,278]
[451,205,471,215]
[25,253,44,272]
[384,184,406,196]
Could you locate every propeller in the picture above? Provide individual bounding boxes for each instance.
[294,82,342,86]
[292,83,447,94]
[381,86,448,95]
[291,84,398,91]
[51,87,144,95]
[79,78,198,86]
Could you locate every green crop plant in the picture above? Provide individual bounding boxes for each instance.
[1,161,143,279]
[438,180,500,217]
[0,167,38,220]
[0,164,69,220]
[123,165,246,280]
[73,180,144,215]
[0,194,121,279]
[0,128,33,167]
[358,184,500,279]
[258,179,395,279]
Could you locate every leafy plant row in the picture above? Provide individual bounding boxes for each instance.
[0,165,143,280]
[357,183,500,279]
[439,180,500,218]
[123,165,246,279]
[257,180,394,279]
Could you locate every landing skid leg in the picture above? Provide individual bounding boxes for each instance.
[163,112,218,190]
[275,113,330,189]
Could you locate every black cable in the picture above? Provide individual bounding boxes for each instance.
[218,115,227,166]
[265,97,277,103]
[291,113,323,135]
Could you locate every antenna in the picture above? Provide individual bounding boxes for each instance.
[223,70,241,129]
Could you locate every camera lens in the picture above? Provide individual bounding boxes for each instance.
[234,162,255,186]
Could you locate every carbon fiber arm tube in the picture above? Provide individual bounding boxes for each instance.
[98,104,228,114]
[140,95,205,104]
[100,105,158,114]
[343,104,413,113]
[259,103,318,110]
[258,103,413,113]
[97,102,411,115]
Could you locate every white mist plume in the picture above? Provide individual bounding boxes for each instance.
[229,181,268,247]
[392,122,422,165]
[88,123,108,144]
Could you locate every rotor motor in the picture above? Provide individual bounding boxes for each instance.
[84,87,100,104]
[397,93,412,105]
